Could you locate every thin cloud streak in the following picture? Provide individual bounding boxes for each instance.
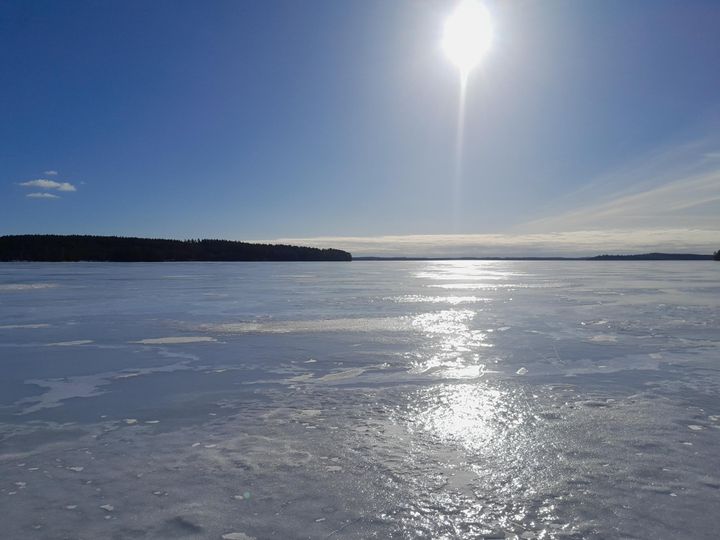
[524,170,720,233]
[26,192,60,199]
[519,131,720,233]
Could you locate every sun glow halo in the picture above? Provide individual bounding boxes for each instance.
[442,0,493,76]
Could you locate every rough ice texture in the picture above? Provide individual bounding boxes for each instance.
[0,261,719,539]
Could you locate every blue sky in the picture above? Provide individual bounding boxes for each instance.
[2,0,719,255]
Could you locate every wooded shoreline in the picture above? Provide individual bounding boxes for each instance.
[0,235,352,262]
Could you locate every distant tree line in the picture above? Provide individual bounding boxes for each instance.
[715,250,720,261]
[0,235,352,262]
[591,253,713,261]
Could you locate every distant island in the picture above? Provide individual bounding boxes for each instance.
[355,252,715,261]
[591,253,713,261]
[0,235,352,262]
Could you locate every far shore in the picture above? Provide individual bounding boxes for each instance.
[354,253,714,261]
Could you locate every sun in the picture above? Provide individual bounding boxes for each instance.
[442,0,493,76]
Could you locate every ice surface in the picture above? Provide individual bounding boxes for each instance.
[0,261,719,539]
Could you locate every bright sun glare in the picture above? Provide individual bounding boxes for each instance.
[442,0,493,76]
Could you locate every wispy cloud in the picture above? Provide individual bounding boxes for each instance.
[264,136,720,257]
[523,170,720,232]
[43,170,59,176]
[26,192,60,199]
[19,179,77,192]
[517,132,720,235]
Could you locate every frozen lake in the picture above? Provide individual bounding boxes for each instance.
[1,261,719,539]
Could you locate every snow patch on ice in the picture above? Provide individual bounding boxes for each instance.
[316,368,365,382]
[0,283,57,291]
[196,317,411,334]
[133,336,216,344]
[589,335,618,343]
[0,323,51,330]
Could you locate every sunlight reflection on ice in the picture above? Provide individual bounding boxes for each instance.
[429,282,557,290]
[413,261,524,282]
[409,307,491,377]
[387,295,490,305]
[407,383,532,453]
[411,309,475,335]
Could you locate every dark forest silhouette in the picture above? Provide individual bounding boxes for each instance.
[0,235,351,262]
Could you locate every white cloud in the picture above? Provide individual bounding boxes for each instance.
[43,170,59,176]
[26,192,60,199]
[19,179,76,192]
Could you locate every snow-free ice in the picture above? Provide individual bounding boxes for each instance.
[1,261,719,539]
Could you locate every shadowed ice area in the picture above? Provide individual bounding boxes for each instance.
[1,261,719,539]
